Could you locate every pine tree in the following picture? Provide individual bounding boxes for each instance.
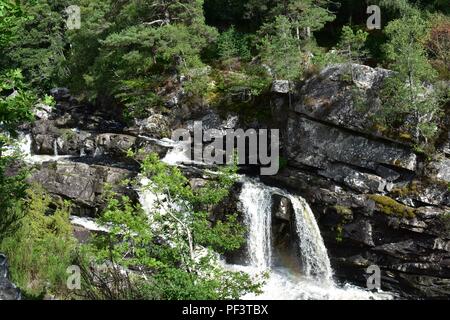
[380,12,442,144]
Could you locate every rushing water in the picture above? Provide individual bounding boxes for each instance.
[239,181,274,270]
[234,178,392,300]
[15,134,73,164]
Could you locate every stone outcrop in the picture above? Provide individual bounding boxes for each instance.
[30,161,136,216]
[0,254,21,300]
[266,64,450,299]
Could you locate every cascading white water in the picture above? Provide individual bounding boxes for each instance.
[239,181,273,270]
[288,195,333,281]
[236,178,392,300]
[239,178,332,280]
[15,134,72,164]
[53,139,59,156]
[66,135,388,300]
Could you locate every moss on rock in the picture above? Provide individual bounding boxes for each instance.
[368,194,416,219]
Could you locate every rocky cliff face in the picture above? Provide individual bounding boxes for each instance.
[24,64,450,299]
[266,64,450,298]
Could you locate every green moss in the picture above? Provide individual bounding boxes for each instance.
[333,205,353,218]
[60,129,76,141]
[335,225,344,243]
[368,194,416,219]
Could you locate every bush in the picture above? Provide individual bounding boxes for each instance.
[78,154,262,300]
[0,186,77,298]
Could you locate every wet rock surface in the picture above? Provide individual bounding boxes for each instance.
[0,254,21,300]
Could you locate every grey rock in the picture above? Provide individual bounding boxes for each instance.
[293,64,392,134]
[95,133,137,157]
[272,194,294,222]
[134,137,169,161]
[375,165,401,182]
[286,116,417,172]
[30,162,135,211]
[33,103,53,120]
[0,254,21,300]
[272,80,291,94]
[343,220,375,246]
[425,158,450,183]
[319,164,387,193]
[50,87,70,100]
[134,114,170,138]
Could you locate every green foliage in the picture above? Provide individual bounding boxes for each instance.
[0,0,29,48]
[214,64,272,103]
[258,16,306,80]
[0,69,35,240]
[0,155,28,242]
[0,69,35,136]
[255,0,335,80]
[0,1,70,90]
[67,0,218,118]
[0,186,76,298]
[335,26,369,64]
[378,12,443,144]
[216,26,252,67]
[81,153,261,300]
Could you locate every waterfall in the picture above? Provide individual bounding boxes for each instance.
[13,133,72,164]
[288,196,333,280]
[132,137,391,299]
[239,178,332,280]
[239,180,273,270]
[236,178,392,300]
[53,139,59,156]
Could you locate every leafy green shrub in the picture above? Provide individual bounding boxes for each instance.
[80,154,262,300]
[0,186,77,298]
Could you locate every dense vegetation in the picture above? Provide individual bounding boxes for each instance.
[0,0,449,299]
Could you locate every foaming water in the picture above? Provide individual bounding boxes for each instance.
[289,195,332,281]
[234,266,393,300]
[16,134,73,164]
[239,181,273,270]
[236,178,393,300]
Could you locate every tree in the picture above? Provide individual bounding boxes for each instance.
[0,186,76,298]
[258,16,306,80]
[335,26,369,64]
[427,14,450,79]
[80,153,262,300]
[217,26,251,69]
[68,0,218,119]
[268,0,335,41]
[255,0,336,80]
[1,0,70,91]
[380,13,442,144]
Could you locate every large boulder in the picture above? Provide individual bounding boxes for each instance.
[95,133,137,157]
[286,116,417,172]
[425,157,450,183]
[30,161,136,215]
[293,64,392,134]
